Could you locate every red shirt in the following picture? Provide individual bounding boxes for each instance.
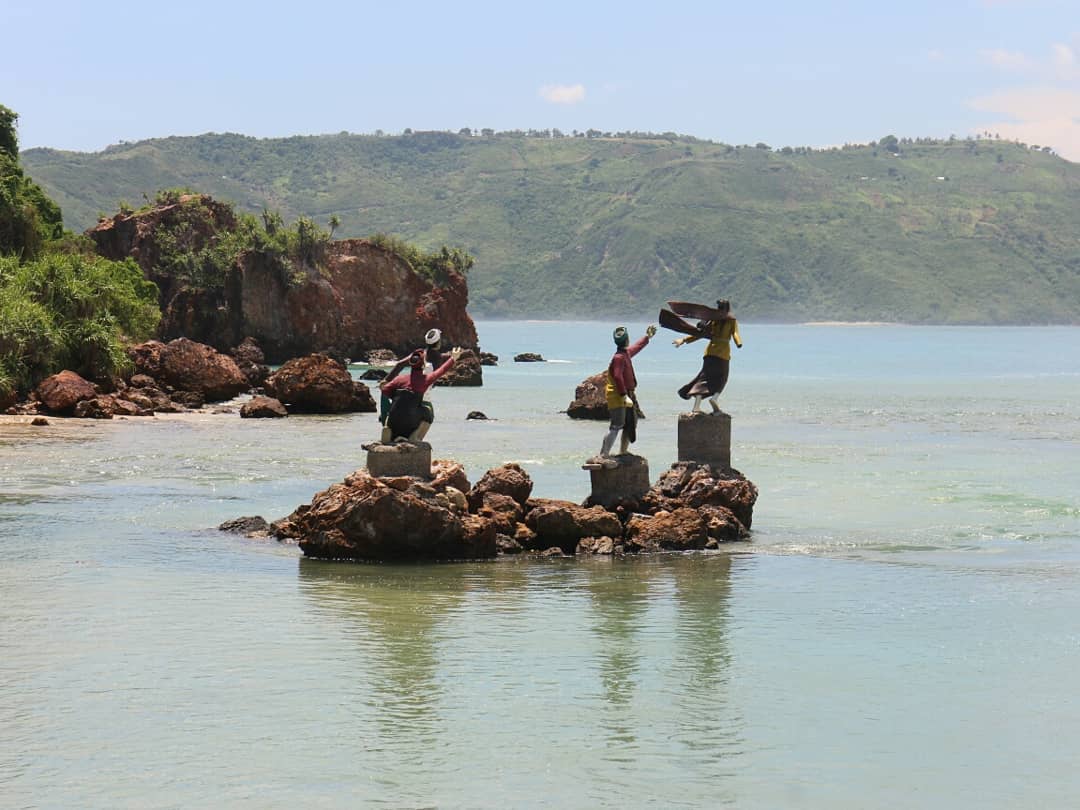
[382,356,455,397]
[607,335,650,396]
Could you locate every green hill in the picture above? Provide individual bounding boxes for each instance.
[21,131,1080,323]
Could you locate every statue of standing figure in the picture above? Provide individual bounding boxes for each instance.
[661,299,742,413]
[593,323,656,466]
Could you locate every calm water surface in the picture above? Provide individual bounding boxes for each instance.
[2,323,1079,808]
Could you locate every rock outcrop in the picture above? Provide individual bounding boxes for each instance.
[434,348,483,386]
[34,371,98,415]
[240,396,288,418]
[231,337,270,388]
[87,196,480,364]
[265,354,372,414]
[265,459,755,562]
[566,372,646,420]
[129,338,248,402]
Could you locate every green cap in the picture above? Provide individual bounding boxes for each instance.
[613,326,629,347]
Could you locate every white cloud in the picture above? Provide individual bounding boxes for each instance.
[981,48,1032,71]
[539,84,586,105]
[970,87,1080,160]
[1052,43,1075,68]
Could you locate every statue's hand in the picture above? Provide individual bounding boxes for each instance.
[672,337,684,347]
[646,324,657,338]
[450,347,463,362]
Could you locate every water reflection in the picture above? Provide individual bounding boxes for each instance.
[297,559,471,751]
[668,554,745,780]
[584,558,654,752]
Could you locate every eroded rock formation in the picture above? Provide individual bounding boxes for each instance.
[87,196,479,364]
[265,459,757,562]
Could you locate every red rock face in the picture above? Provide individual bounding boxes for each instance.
[34,370,98,414]
[88,199,479,364]
[265,354,355,413]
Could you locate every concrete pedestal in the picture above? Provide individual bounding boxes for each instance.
[677,411,731,469]
[363,441,432,479]
[582,453,650,507]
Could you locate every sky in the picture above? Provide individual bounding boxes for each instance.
[3,0,1079,161]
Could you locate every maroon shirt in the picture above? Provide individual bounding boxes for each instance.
[382,356,455,397]
[608,335,650,397]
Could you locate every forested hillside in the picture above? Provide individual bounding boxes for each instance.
[23,131,1080,322]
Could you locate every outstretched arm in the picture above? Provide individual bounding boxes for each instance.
[732,320,742,348]
[424,348,461,386]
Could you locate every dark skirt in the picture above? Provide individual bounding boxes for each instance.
[678,356,729,399]
[387,390,435,438]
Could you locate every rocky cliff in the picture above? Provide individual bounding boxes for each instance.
[87,196,478,363]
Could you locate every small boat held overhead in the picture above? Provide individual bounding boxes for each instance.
[666,300,736,322]
[658,308,707,337]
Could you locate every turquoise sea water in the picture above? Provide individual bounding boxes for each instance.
[2,322,1079,808]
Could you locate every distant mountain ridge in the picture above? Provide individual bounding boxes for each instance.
[22,131,1080,323]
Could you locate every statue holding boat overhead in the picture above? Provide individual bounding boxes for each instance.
[660,299,742,413]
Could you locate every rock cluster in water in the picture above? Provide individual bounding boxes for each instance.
[252,458,757,561]
[12,337,377,419]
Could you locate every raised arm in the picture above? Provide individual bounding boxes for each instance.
[424,347,462,386]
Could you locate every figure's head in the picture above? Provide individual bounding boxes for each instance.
[716,299,731,315]
[408,349,426,368]
[612,326,629,348]
[425,328,442,348]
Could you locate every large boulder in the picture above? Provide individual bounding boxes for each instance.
[350,381,377,412]
[625,508,709,552]
[231,336,270,388]
[240,395,288,418]
[434,348,483,386]
[523,498,623,554]
[467,463,534,511]
[566,372,645,420]
[130,338,248,402]
[265,354,355,413]
[278,468,496,561]
[430,459,470,494]
[34,370,98,415]
[643,462,758,530]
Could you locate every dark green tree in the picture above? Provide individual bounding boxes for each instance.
[0,104,63,259]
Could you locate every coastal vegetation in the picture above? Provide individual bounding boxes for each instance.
[22,128,1080,323]
[0,105,159,399]
[2,103,481,400]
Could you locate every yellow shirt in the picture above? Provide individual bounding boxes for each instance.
[684,318,742,360]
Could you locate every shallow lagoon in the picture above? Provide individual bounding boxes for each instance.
[2,322,1079,808]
